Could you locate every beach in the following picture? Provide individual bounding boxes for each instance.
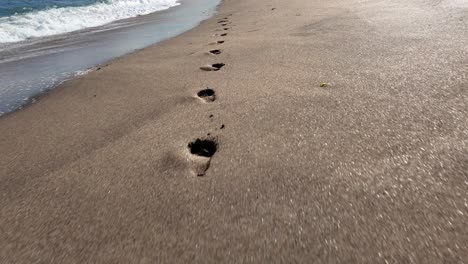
[1,0,468,262]
[0,0,221,115]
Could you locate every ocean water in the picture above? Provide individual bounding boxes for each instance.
[0,0,180,43]
[0,0,99,17]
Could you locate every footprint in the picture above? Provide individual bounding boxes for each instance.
[208,49,221,55]
[209,40,225,45]
[212,63,225,68]
[189,138,217,157]
[223,28,229,31]
[200,63,225,71]
[187,138,218,176]
[197,88,216,102]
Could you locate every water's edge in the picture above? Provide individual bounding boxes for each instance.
[0,0,181,43]
[0,0,221,117]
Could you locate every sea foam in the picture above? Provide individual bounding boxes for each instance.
[0,0,180,43]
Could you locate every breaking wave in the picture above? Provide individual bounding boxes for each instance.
[0,0,180,43]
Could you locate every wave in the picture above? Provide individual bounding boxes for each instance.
[0,0,180,43]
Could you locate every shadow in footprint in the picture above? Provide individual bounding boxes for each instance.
[209,49,221,55]
[209,40,225,45]
[200,63,225,71]
[189,139,217,157]
[197,88,216,102]
[187,138,218,176]
[213,63,225,68]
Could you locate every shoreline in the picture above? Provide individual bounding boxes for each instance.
[0,0,221,117]
[1,0,467,262]
[0,0,181,44]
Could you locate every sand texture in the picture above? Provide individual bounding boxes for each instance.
[1,0,468,263]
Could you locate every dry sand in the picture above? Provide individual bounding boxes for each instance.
[1,0,468,262]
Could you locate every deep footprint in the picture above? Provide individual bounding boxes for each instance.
[209,49,221,55]
[197,88,216,102]
[200,63,225,71]
[212,63,225,69]
[189,138,217,157]
[187,138,218,176]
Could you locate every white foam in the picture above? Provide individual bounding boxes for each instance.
[0,0,180,43]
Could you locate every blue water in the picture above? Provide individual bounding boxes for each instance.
[0,0,100,17]
[0,0,181,43]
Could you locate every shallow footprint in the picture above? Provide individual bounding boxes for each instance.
[197,88,216,102]
[209,40,225,45]
[200,63,225,71]
[187,138,218,176]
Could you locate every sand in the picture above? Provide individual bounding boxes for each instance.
[1,0,468,262]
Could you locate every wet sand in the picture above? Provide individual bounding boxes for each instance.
[1,0,467,263]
